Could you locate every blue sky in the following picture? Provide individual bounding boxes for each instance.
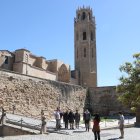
[0,0,139,86]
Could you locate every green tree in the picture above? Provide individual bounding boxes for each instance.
[117,53,140,126]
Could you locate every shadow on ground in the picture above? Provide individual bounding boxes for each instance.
[107,138,120,140]
[73,130,86,133]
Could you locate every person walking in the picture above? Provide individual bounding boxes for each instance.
[68,110,75,129]
[92,114,100,140]
[118,112,124,139]
[75,110,80,129]
[63,110,69,129]
[83,109,91,131]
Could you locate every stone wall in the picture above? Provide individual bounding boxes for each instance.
[0,69,86,119]
[87,86,130,115]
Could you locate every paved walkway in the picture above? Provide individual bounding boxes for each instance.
[2,112,136,130]
[0,127,139,140]
[0,112,136,129]
[0,112,138,140]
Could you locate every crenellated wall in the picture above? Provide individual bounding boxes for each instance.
[0,69,86,119]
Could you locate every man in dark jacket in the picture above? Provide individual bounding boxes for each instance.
[83,109,91,131]
[75,110,80,129]
[68,110,75,129]
[63,110,69,129]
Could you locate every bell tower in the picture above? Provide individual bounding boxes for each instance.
[74,7,97,87]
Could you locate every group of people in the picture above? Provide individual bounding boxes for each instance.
[54,108,101,139]
[0,106,124,140]
[54,107,81,130]
[54,108,125,140]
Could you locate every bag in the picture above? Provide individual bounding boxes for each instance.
[92,125,100,132]
[42,121,46,126]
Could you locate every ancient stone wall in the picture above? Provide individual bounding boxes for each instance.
[0,69,86,120]
[87,86,130,116]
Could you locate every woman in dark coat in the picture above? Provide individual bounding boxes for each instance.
[68,110,75,129]
[63,110,69,129]
[92,114,100,140]
[75,110,80,129]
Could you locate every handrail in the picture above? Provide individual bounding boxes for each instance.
[6,117,41,131]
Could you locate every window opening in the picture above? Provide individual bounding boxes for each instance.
[4,56,8,64]
[83,32,86,40]
[82,12,86,20]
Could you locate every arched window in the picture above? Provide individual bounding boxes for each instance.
[83,32,86,40]
[82,12,86,20]
[4,56,8,64]
[91,31,93,41]
[84,48,86,57]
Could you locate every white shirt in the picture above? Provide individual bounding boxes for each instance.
[119,114,124,125]
[54,111,60,120]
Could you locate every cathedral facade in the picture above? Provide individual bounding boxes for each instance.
[0,49,71,83]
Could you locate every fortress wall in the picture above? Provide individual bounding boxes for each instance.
[88,86,130,115]
[0,69,86,119]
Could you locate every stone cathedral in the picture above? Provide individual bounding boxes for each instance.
[0,7,97,88]
[0,6,131,119]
